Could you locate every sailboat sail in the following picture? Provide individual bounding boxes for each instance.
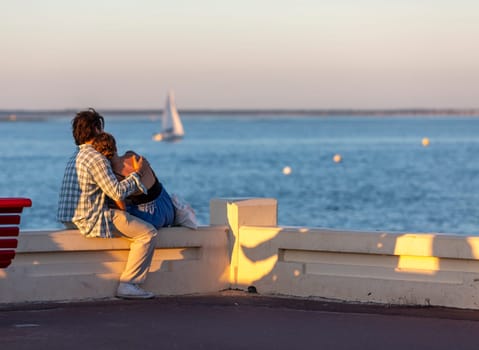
[153,91,184,142]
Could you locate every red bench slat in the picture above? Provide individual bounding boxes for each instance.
[0,207,25,214]
[0,198,32,208]
[0,250,15,260]
[0,198,32,213]
[0,239,18,249]
[0,227,20,237]
[0,260,13,268]
[0,215,21,225]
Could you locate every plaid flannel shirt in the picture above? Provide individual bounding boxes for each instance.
[57,144,141,238]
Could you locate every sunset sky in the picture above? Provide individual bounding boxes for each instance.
[1,0,479,110]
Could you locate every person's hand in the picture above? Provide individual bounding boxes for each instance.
[131,155,144,174]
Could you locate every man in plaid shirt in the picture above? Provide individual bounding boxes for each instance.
[57,108,157,299]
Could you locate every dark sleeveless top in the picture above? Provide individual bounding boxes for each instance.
[128,176,163,205]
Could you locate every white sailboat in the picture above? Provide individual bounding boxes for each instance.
[153,91,184,142]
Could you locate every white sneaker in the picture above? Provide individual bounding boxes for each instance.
[116,282,155,299]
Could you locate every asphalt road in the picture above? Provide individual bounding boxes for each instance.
[2,291,479,350]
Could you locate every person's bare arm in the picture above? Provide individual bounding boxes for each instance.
[131,154,144,175]
[118,154,143,210]
[114,199,126,211]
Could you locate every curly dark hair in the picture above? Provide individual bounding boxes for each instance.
[92,132,117,159]
[72,108,105,145]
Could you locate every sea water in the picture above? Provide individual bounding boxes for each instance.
[2,113,479,235]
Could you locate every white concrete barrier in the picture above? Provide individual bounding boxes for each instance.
[233,227,479,309]
[2,197,479,309]
[213,198,479,310]
[0,226,229,303]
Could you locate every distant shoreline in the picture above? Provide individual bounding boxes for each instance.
[1,108,479,121]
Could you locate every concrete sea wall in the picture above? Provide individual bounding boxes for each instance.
[2,198,479,309]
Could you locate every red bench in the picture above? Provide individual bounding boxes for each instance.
[0,198,32,268]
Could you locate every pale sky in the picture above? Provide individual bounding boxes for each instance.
[1,0,479,110]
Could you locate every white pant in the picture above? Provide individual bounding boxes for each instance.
[110,209,158,284]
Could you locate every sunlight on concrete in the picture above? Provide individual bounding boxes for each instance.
[394,234,436,256]
[466,237,479,259]
[237,228,281,285]
[394,234,438,274]
[395,255,439,275]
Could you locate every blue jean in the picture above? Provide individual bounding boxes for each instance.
[127,188,175,229]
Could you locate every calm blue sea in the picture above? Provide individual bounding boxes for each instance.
[2,113,479,235]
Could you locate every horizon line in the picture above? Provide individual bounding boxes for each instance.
[2,107,479,115]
